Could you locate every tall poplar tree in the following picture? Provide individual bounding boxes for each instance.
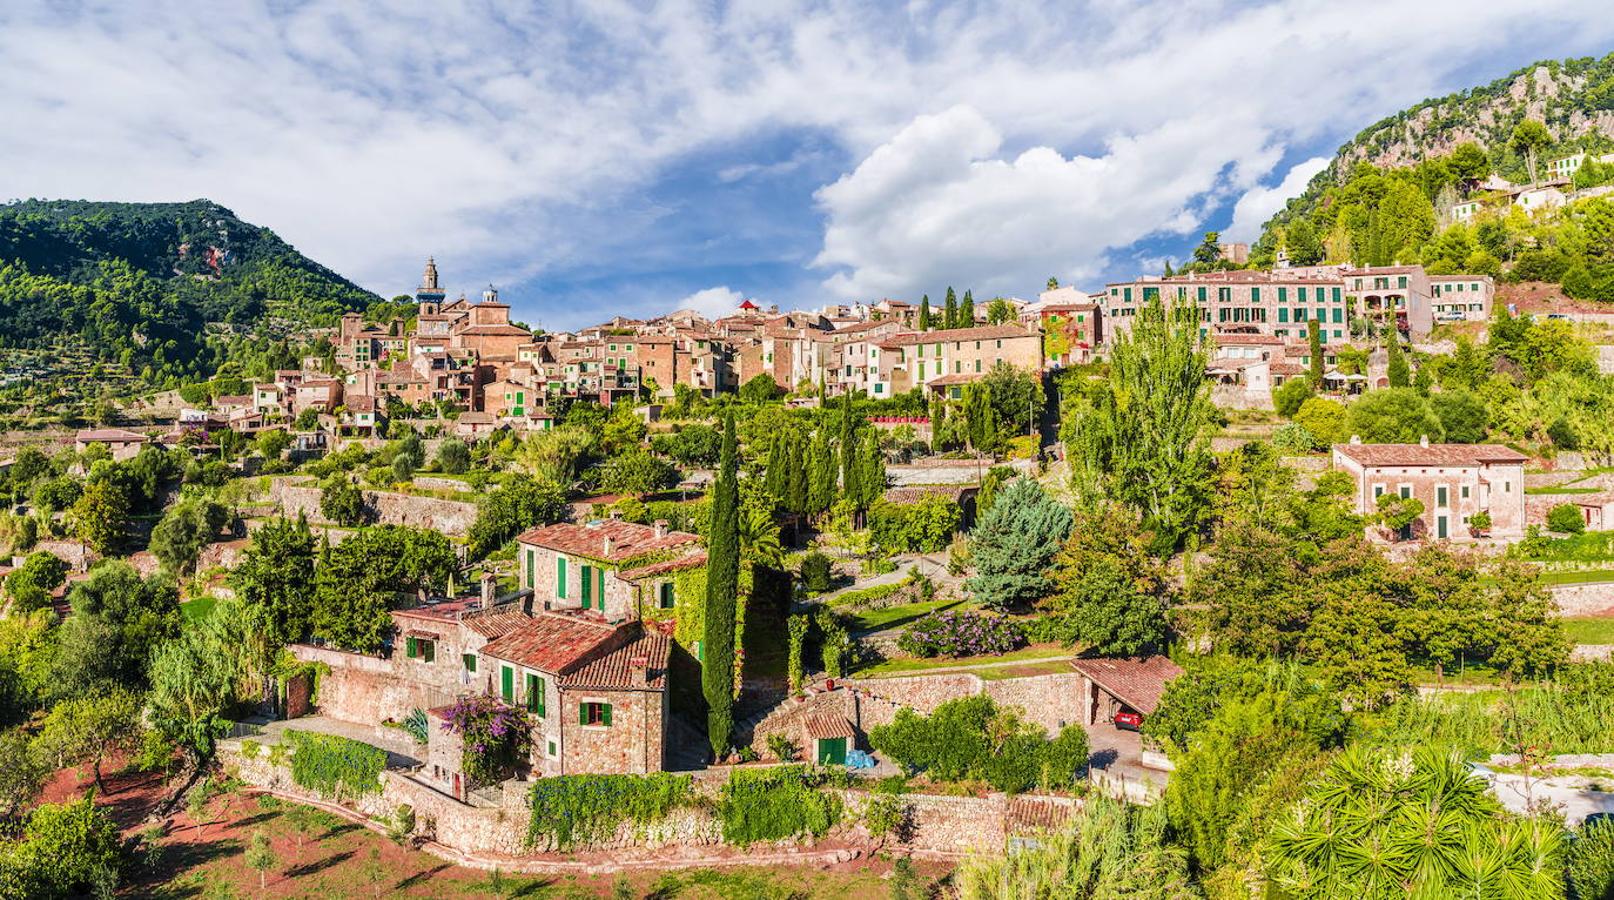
[918,295,933,331]
[807,429,835,515]
[1386,329,1410,388]
[702,414,740,757]
[943,287,958,330]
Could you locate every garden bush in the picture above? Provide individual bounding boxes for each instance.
[526,773,693,849]
[799,551,833,593]
[897,610,1023,658]
[1547,503,1587,534]
[716,765,844,846]
[869,695,1087,794]
[286,730,387,799]
[438,694,531,788]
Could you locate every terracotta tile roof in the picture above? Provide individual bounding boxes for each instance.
[884,325,1034,346]
[1334,443,1529,468]
[457,324,532,337]
[559,629,670,691]
[882,485,973,505]
[1007,796,1074,832]
[76,428,149,443]
[456,412,497,425]
[516,520,700,563]
[479,613,620,674]
[803,714,855,740]
[924,373,979,387]
[1212,333,1285,345]
[617,551,708,581]
[461,607,533,639]
[1069,656,1182,715]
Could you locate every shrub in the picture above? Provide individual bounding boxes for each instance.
[1547,503,1587,534]
[799,551,832,594]
[869,695,1085,794]
[0,796,123,898]
[1270,423,1319,454]
[716,766,843,846]
[526,773,694,849]
[1569,818,1614,900]
[767,733,799,763]
[438,694,531,788]
[897,611,1023,658]
[1272,378,1313,418]
[285,730,387,799]
[319,477,366,527]
[815,610,851,679]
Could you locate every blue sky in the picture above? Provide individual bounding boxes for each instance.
[2,1,1613,330]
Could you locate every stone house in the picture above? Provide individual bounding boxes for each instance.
[515,518,704,625]
[1332,438,1528,540]
[74,428,150,461]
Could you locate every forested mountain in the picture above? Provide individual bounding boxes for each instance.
[0,199,380,384]
[1249,53,1614,302]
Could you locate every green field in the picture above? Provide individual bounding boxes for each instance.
[854,644,1070,678]
[1539,568,1614,586]
[1564,616,1614,645]
[845,597,964,633]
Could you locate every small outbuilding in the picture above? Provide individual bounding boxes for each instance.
[1069,656,1183,727]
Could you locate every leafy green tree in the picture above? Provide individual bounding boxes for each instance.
[0,795,124,898]
[807,429,836,516]
[1192,231,1222,266]
[738,374,784,404]
[1285,219,1324,266]
[68,478,129,555]
[650,424,721,467]
[598,449,677,497]
[1547,502,1587,534]
[1272,378,1313,418]
[319,476,366,527]
[1293,397,1347,447]
[434,438,471,474]
[964,478,1072,610]
[245,828,279,893]
[0,728,48,820]
[231,516,317,648]
[1307,319,1324,387]
[33,689,141,790]
[1429,389,1488,442]
[1345,388,1443,443]
[147,606,245,782]
[1265,745,1564,899]
[149,498,230,575]
[1065,296,1214,551]
[1045,505,1170,655]
[980,362,1045,437]
[466,474,566,559]
[54,561,180,694]
[3,551,67,613]
[1510,118,1553,186]
[986,297,1015,325]
[703,414,740,758]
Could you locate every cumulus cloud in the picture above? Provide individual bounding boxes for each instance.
[675,286,749,320]
[1226,156,1333,243]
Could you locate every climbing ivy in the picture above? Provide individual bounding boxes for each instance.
[716,765,845,847]
[525,773,695,849]
[285,730,386,799]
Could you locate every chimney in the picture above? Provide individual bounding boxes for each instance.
[1420,434,1430,448]
[480,572,496,609]
[653,519,669,540]
[603,536,615,558]
[630,654,650,684]
[1350,434,1362,445]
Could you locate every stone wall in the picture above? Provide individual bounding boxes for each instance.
[1553,582,1614,616]
[841,671,1086,735]
[292,644,458,727]
[222,737,1073,860]
[269,478,481,536]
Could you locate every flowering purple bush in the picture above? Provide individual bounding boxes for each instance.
[441,693,532,786]
[898,610,1023,658]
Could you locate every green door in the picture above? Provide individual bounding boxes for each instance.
[580,565,594,609]
[817,737,847,766]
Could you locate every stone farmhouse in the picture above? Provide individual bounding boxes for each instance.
[292,517,707,799]
[1332,437,1528,541]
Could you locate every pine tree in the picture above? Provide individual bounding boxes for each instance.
[1163,260,1175,277]
[702,414,740,757]
[959,290,975,327]
[943,287,958,330]
[918,295,932,331]
[1308,319,1324,388]
[1386,329,1410,388]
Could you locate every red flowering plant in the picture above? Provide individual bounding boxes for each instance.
[440,694,532,787]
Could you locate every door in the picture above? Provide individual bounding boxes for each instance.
[580,565,594,609]
[817,737,847,766]
[1437,515,1448,539]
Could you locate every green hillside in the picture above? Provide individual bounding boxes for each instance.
[0,199,381,385]
[1245,54,1614,302]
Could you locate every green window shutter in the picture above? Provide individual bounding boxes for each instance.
[581,565,593,609]
[406,636,417,658]
[579,703,588,726]
[423,641,435,663]
[463,653,477,673]
[526,673,540,713]
[602,704,612,726]
[537,678,546,717]
[525,549,535,589]
[597,569,606,607]
[557,557,567,599]
[501,666,514,703]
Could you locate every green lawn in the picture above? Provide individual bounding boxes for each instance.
[180,596,217,623]
[1524,486,1602,495]
[1539,568,1614,586]
[846,597,965,633]
[1564,617,1614,645]
[853,644,1070,678]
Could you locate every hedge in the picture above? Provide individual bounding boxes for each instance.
[526,773,694,849]
[717,765,844,847]
[285,730,387,799]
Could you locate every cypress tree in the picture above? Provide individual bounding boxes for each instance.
[702,413,740,757]
[763,431,786,501]
[943,287,958,330]
[959,290,975,327]
[807,429,835,515]
[786,437,808,514]
[839,398,857,497]
[918,295,932,331]
[856,428,886,509]
[1308,319,1324,388]
[1386,329,1410,388]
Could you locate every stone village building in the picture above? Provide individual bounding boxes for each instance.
[293,518,707,800]
[1332,437,1528,541]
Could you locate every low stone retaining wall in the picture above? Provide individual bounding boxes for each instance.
[1552,582,1614,616]
[219,737,1077,863]
[843,670,1085,734]
[269,478,481,536]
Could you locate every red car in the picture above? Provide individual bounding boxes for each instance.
[1113,711,1143,732]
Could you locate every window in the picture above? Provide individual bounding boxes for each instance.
[1197,286,1207,302]
[658,581,675,609]
[581,701,612,727]
[874,383,884,394]
[500,665,514,703]
[1332,287,1342,302]
[462,653,477,673]
[1437,486,1449,508]
[1278,308,1289,323]
[526,672,545,716]
[1373,484,1385,498]
[1123,288,1133,301]
[1218,287,1232,302]
[1397,276,1408,289]
[1251,287,1261,302]
[1278,287,1288,302]
[547,740,557,758]
[405,637,435,662]
[1297,287,1308,303]
[1399,485,1412,499]
[1461,485,1470,499]
[974,360,982,373]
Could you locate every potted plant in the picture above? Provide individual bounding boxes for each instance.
[1468,510,1492,538]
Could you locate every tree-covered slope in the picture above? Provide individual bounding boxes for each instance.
[0,199,380,383]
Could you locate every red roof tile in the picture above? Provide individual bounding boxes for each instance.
[885,325,1034,346]
[559,629,670,691]
[1334,443,1529,468]
[479,613,619,674]
[1069,656,1182,715]
[617,551,708,581]
[803,714,855,740]
[517,520,700,563]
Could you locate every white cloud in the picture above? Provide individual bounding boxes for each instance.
[1226,156,1332,243]
[0,0,1611,325]
[675,286,749,320]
